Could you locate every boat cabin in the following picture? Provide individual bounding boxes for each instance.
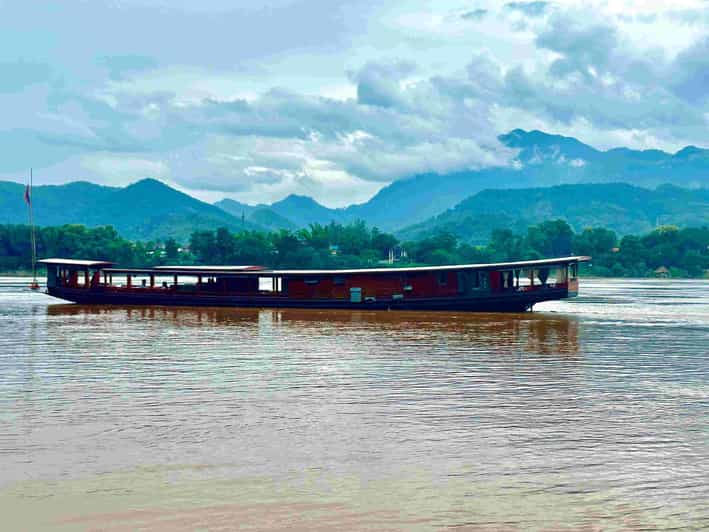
[39,256,588,312]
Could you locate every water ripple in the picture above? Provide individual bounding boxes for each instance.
[0,278,708,529]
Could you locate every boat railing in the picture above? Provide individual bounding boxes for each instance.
[96,282,292,298]
[516,281,568,292]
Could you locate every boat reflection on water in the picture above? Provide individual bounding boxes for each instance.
[47,304,580,357]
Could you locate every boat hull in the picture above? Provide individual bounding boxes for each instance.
[46,286,573,312]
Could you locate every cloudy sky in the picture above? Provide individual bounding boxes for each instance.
[2,0,708,206]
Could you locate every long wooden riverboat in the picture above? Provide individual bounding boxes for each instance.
[39,256,589,312]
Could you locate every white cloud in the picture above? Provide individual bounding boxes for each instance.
[0,0,708,206]
[79,154,169,181]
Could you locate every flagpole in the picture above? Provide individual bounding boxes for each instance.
[28,168,38,288]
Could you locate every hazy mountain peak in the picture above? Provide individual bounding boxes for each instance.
[499,129,600,165]
[500,129,594,148]
[605,147,668,162]
[673,145,706,159]
[214,198,295,231]
[123,178,175,192]
[275,194,327,206]
[215,198,257,212]
[268,193,343,227]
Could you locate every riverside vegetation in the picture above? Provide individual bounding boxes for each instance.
[2,221,709,278]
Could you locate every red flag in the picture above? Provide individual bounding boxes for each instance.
[24,184,31,205]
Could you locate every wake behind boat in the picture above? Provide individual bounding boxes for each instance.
[38,256,590,312]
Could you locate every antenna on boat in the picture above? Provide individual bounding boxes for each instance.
[27,168,40,290]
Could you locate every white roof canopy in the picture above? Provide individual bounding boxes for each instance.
[38,258,114,268]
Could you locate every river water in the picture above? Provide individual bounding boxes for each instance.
[1,278,707,530]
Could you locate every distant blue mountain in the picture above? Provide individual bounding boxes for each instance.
[215,198,297,231]
[348,129,709,230]
[217,129,709,231]
[269,194,347,226]
[3,129,709,240]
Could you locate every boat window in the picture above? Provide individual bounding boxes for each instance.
[458,271,485,293]
[333,276,345,285]
[260,277,283,292]
[154,275,172,289]
[569,263,578,280]
[46,265,58,288]
[538,268,550,286]
[479,271,489,289]
[501,270,515,289]
[470,271,480,289]
[304,277,320,285]
[438,272,448,286]
[553,267,567,283]
[517,269,531,287]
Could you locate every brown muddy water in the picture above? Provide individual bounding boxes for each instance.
[1,278,708,530]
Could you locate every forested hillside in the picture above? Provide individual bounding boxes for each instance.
[0,178,260,240]
[401,184,709,243]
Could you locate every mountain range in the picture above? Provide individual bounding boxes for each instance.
[215,196,334,230]
[1,129,708,242]
[221,129,709,232]
[399,183,709,244]
[0,178,260,241]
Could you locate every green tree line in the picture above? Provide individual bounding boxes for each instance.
[188,221,397,268]
[409,222,709,278]
[2,220,708,277]
[0,225,159,271]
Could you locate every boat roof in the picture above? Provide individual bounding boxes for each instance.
[154,265,265,271]
[38,258,114,267]
[103,265,267,275]
[96,256,590,276]
[268,256,591,275]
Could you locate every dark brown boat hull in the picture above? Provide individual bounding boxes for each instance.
[46,286,573,312]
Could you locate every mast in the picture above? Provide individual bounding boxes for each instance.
[28,169,38,287]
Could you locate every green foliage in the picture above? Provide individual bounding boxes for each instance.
[573,228,617,259]
[2,219,708,278]
[525,220,574,258]
[164,238,179,259]
[188,221,401,269]
[486,229,526,261]
[580,225,709,278]
[1,224,136,270]
[404,220,709,278]
[404,221,575,265]
[0,224,197,271]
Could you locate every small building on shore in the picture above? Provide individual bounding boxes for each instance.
[654,266,670,278]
